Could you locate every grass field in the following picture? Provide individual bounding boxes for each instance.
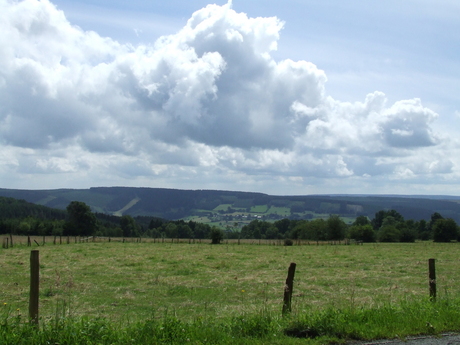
[2,239,460,320]
[2,239,460,343]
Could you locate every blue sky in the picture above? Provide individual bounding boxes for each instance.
[1,0,459,195]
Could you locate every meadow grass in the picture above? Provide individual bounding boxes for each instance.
[2,240,460,344]
[266,206,291,216]
[250,205,269,213]
[212,204,233,211]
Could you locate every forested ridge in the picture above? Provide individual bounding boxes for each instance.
[1,196,459,243]
[2,187,460,223]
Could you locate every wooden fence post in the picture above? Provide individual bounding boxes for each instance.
[429,258,436,301]
[29,250,40,326]
[282,262,297,315]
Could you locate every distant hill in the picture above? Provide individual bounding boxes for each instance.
[0,196,67,220]
[1,187,460,224]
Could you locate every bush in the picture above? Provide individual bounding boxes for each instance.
[399,227,416,243]
[284,238,293,246]
[210,227,224,244]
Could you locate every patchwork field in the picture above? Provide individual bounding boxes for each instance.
[2,239,460,324]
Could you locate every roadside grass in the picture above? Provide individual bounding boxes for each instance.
[2,241,460,343]
[2,295,460,344]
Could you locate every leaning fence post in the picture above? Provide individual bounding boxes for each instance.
[29,250,40,326]
[429,258,436,301]
[282,262,297,315]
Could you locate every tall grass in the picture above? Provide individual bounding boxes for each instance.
[285,296,460,341]
[2,240,460,343]
[2,296,460,344]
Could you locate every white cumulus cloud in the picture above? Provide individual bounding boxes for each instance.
[0,0,456,193]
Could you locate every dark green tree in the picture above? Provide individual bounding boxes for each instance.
[348,224,376,242]
[164,223,178,238]
[433,218,458,242]
[274,218,291,236]
[177,223,193,238]
[265,224,279,239]
[289,220,306,240]
[148,218,164,229]
[64,201,98,236]
[429,212,444,231]
[398,224,417,243]
[241,220,266,239]
[305,219,327,241]
[417,219,430,240]
[378,225,401,242]
[327,215,346,241]
[372,210,404,230]
[353,215,370,226]
[210,226,224,244]
[120,215,139,237]
[194,223,211,239]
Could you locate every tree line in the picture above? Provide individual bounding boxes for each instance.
[0,197,459,243]
[0,199,225,243]
[239,210,459,243]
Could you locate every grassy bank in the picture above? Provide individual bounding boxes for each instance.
[1,240,460,343]
[2,297,460,344]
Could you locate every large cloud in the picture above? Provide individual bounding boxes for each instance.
[0,0,455,192]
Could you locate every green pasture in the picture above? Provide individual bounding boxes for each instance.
[2,240,460,344]
[250,205,269,213]
[212,204,233,211]
[1,240,459,321]
[267,206,291,216]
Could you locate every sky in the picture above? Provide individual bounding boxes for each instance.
[1,0,459,196]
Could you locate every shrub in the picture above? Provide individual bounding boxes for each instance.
[284,238,293,246]
[210,227,224,244]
